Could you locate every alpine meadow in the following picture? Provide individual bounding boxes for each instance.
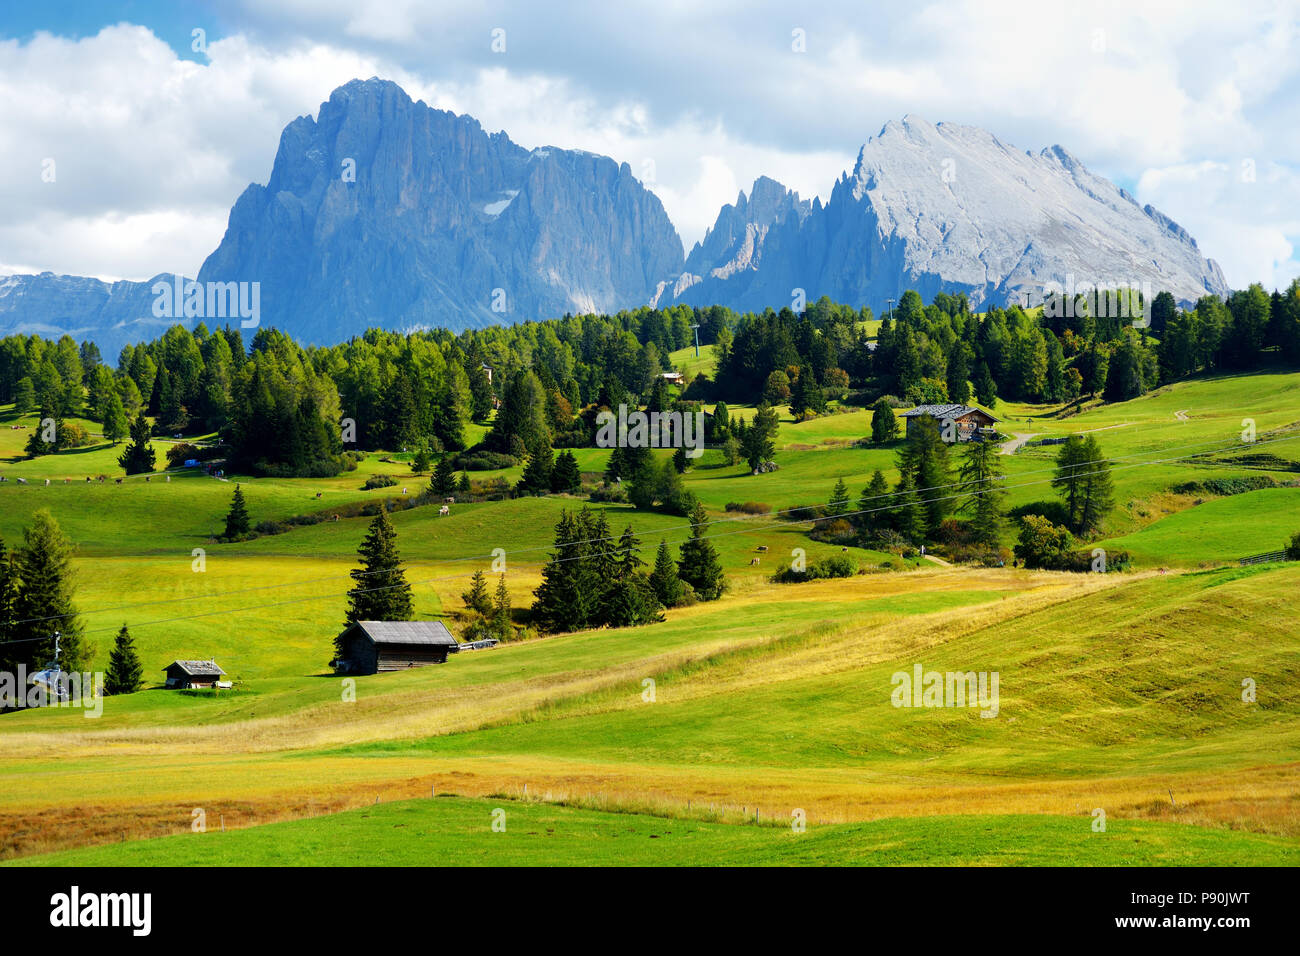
[0,2,1297,933]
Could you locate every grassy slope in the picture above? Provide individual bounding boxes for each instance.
[1,372,1299,864]
[13,797,1295,867]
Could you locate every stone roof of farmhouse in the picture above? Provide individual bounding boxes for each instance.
[164,660,226,676]
[902,404,999,422]
[346,620,458,646]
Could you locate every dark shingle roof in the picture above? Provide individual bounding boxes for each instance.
[164,660,225,676]
[347,620,458,647]
[902,403,999,422]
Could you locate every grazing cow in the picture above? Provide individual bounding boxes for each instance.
[315,492,323,499]
[445,496,455,504]
[16,477,27,484]
[44,479,50,486]
[750,557,760,566]
[402,487,408,495]
[439,505,450,516]
[145,476,151,483]
[332,514,340,522]
[115,478,123,484]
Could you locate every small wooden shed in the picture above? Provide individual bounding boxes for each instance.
[334,621,459,675]
[163,660,226,689]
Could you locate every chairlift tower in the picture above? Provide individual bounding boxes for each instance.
[689,323,701,357]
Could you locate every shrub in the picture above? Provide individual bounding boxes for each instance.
[457,450,517,471]
[771,553,860,583]
[166,442,201,468]
[1172,476,1278,497]
[1287,531,1300,561]
[1014,515,1076,570]
[724,501,772,515]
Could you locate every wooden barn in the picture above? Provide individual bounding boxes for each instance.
[901,404,999,443]
[333,620,460,675]
[163,660,227,689]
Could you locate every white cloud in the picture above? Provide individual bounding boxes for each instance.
[0,1,1298,288]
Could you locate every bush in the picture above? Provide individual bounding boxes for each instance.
[1287,531,1300,561]
[456,450,517,471]
[724,501,772,515]
[588,484,628,504]
[1014,515,1076,570]
[1172,476,1278,497]
[166,442,201,468]
[1008,499,1072,528]
[362,474,398,490]
[771,553,860,583]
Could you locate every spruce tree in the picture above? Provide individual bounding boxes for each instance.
[411,443,432,474]
[677,501,726,601]
[1075,435,1115,536]
[531,511,588,632]
[550,449,582,493]
[490,574,512,639]
[0,538,19,673]
[431,455,456,496]
[897,415,953,536]
[101,390,129,444]
[858,470,890,533]
[462,569,492,617]
[104,624,144,695]
[828,478,850,518]
[343,506,413,638]
[517,441,554,495]
[11,510,89,672]
[456,471,472,496]
[893,473,927,543]
[959,440,1004,546]
[223,484,251,540]
[117,412,156,474]
[870,399,898,443]
[649,538,685,607]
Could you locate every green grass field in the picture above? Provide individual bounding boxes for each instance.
[13,797,1295,867]
[1,371,1298,865]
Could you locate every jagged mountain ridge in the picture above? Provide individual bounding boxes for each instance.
[0,86,1229,353]
[660,116,1227,313]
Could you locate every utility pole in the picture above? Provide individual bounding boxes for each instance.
[689,323,701,357]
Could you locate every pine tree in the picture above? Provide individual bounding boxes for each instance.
[104,624,144,695]
[649,538,685,607]
[897,415,953,536]
[490,574,512,639]
[857,470,891,533]
[456,472,471,496]
[531,511,589,632]
[742,402,779,470]
[461,569,492,617]
[411,443,432,474]
[117,412,156,474]
[430,455,456,496]
[101,390,129,444]
[828,478,850,518]
[223,484,251,540]
[343,507,413,642]
[550,449,582,493]
[677,501,725,600]
[1052,435,1115,534]
[604,446,629,484]
[959,440,1004,546]
[870,399,898,443]
[892,473,927,543]
[0,538,19,674]
[517,440,554,495]
[1075,435,1115,536]
[11,510,89,673]
[973,362,997,408]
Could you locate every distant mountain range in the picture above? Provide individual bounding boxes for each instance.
[0,78,1228,354]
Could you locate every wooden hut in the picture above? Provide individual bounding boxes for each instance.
[163,660,227,689]
[333,621,459,675]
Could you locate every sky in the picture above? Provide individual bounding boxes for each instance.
[1,0,1298,291]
